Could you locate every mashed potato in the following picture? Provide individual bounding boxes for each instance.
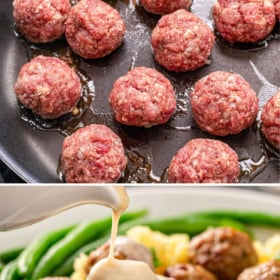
[254,234,280,263]
[126,226,189,274]
[72,253,88,280]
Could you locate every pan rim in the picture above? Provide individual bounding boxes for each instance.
[0,144,37,183]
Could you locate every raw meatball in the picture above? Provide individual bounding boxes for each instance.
[13,0,70,43]
[14,55,81,119]
[274,0,280,19]
[189,227,258,280]
[165,264,217,280]
[237,260,280,280]
[261,92,280,149]
[65,0,125,59]
[190,71,259,136]
[141,0,192,15]
[85,237,154,274]
[151,9,215,72]
[109,67,176,127]
[168,138,240,183]
[213,0,276,43]
[61,124,127,183]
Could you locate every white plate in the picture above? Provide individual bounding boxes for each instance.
[0,187,280,251]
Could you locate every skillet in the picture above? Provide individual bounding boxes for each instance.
[0,0,279,183]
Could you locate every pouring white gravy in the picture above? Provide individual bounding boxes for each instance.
[86,187,163,280]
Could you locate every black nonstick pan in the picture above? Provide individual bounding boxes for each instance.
[0,0,279,183]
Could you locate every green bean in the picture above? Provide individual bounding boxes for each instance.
[31,220,110,279]
[106,213,253,239]
[139,210,280,237]
[31,209,148,280]
[0,262,3,274]
[140,217,218,236]
[17,224,75,278]
[218,219,254,238]
[139,216,252,237]
[52,235,109,276]
[79,235,110,255]
[120,209,148,223]
[0,260,19,280]
[0,248,24,264]
[186,210,280,227]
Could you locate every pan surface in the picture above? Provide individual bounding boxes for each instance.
[0,0,279,183]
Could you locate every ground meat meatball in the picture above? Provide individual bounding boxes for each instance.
[261,92,280,149]
[84,237,154,275]
[65,0,125,59]
[13,0,70,43]
[165,264,217,280]
[189,227,258,280]
[190,71,259,136]
[237,260,280,280]
[14,55,81,119]
[61,124,127,183]
[213,0,276,43]
[108,67,176,127]
[168,138,240,183]
[141,0,192,15]
[274,0,280,19]
[151,9,215,72]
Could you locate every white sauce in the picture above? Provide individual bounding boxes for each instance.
[87,186,161,280]
[87,258,158,280]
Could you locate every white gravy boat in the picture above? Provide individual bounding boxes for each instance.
[0,185,123,231]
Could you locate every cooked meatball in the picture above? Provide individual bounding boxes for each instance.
[109,67,176,127]
[190,71,259,136]
[61,124,127,183]
[165,264,217,280]
[151,9,215,72]
[13,0,70,43]
[237,260,280,280]
[213,0,276,43]
[14,55,81,119]
[189,227,258,280]
[274,0,280,19]
[141,0,192,15]
[261,92,280,149]
[85,237,154,274]
[168,138,240,183]
[65,0,125,59]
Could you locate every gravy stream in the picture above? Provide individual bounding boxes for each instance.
[87,187,158,280]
